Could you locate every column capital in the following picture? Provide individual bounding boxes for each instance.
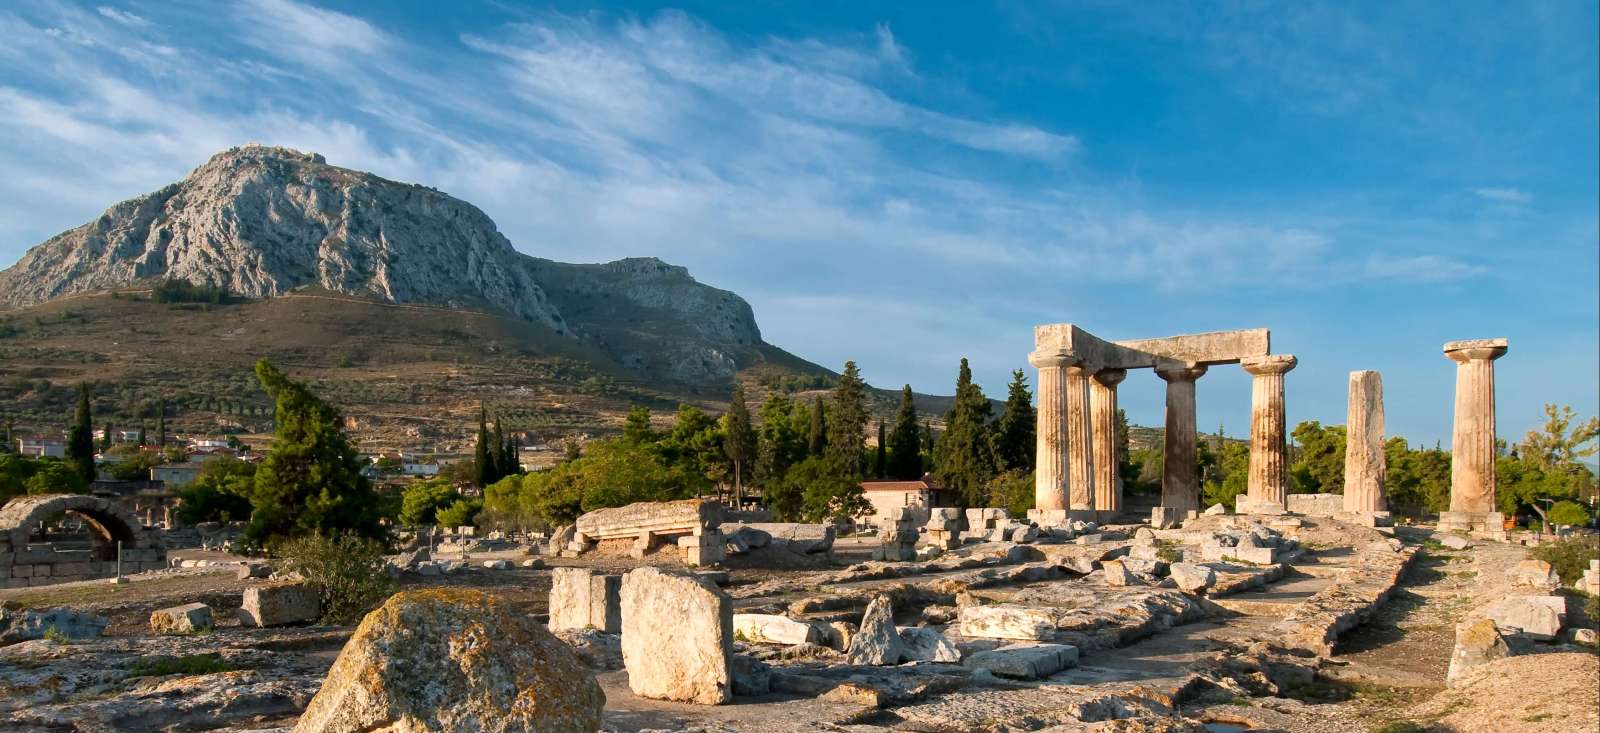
[1155,363,1208,383]
[1092,367,1128,387]
[1242,354,1297,376]
[1028,349,1077,369]
[1065,363,1097,378]
[1444,338,1508,363]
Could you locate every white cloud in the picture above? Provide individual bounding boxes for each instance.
[1472,186,1532,203]
[95,6,147,27]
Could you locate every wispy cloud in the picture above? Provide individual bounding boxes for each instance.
[94,5,145,27]
[1472,186,1532,204]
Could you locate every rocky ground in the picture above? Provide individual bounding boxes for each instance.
[1,520,1596,733]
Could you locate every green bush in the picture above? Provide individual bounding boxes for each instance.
[1530,536,1600,585]
[278,533,394,624]
[1548,500,1591,528]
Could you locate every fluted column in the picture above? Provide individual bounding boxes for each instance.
[1029,350,1072,511]
[1156,363,1207,514]
[1091,368,1126,517]
[1241,355,1296,513]
[1065,364,1096,512]
[1445,339,1508,515]
[1343,370,1387,513]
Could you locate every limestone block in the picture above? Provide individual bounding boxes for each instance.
[1446,618,1509,684]
[1227,546,1278,565]
[549,568,622,634]
[1203,503,1229,516]
[963,643,1079,679]
[1483,595,1565,640]
[620,567,732,705]
[1101,559,1135,587]
[846,595,905,665]
[1151,507,1181,529]
[956,604,1056,641]
[733,614,822,646]
[897,626,960,662]
[482,560,513,570]
[0,606,108,644]
[1440,535,1472,550]
[150,603,213,635]
[1570,628,1597,645]
[1284,493,1343,517]
[1169,563,1216,594]
[239,583,321,627]
[292,589,603,733]
[1119,557,1166,576]
[727,523,834,554]
[820,682,886,707]
[1507,559,1559,592]
[678,533,726,567]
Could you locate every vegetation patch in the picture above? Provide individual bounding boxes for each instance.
[127,653,237,678]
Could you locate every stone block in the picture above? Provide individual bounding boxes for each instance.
[0,606,108,643]
[1439,535,1472,550]
[620,567,732,705]
[1285,493,1343,517]
[955,604,1056,640]
[897,625,960,662]
[1151,507,1181,529]
[239,583,321,627]
[1507,559,1560,592]
[549,568,622,633]
[150,603,213,635]
[1447,618,1508,684]
[846,595,906,665]
[1101,559,1135,586]
[1483,595,1565,640]
[733,614,822,646]
[1226,546,1278,565]
[964,643,1079,679]
[1170,563,1216,594]
[678,533,726,567]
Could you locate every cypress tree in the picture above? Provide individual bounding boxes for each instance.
[993,369,1035,473]
[101,420,114,453]
[156,400,166,448]
[807,398,828,457]
[932,358,997,506]
[723,383,756,505]
[491,417,508,482]
[474,405,494,487]
[825,361,868,478]
[66,383,95,482]
[874,420,887,478]
[888,385,923,480]
[136,425,146,448]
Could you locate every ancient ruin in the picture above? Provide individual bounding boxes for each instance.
[1344,370,1388,515]
[0,493,166,587]
[567,499,726,567]
[1439,338,1509,534]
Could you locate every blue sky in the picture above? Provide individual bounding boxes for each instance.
[0,0,1595,447]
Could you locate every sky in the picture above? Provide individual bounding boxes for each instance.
[0,0,1595,448]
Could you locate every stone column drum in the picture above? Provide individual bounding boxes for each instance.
[1343,370,1387,513]
[1442,339,1508,531]
[1090,368,1127,518]
[1156,363,1207,514]
[1030,350,1072,512]
[1241,355,1296,514]
[1065,364,1097,514]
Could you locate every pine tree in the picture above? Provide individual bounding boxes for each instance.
[807,398,828,457]
[888,385,924,480]
[101,420,114,453]
[247,360,385,546]
[622,406,655,444]
[474,405,494,487]
[723,384,756,506]
[66,383,95,483]
[874,421,887,478]
[757,394,804,486]
[932,358,997,507]
[993,369,1035,473]
[826,361,868,478]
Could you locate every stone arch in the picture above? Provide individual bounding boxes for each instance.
[0,494,166,587]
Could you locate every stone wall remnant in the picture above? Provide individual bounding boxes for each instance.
[620,567,732,705]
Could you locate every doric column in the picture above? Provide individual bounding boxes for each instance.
[1241,355,1296,513]
[1156,363,1207,514]
[1343,370,1387,513]
[1065,364,1096,512]
[1090,368,1126,517]
[1029,350,1072,511]
[1445,339,1508,515]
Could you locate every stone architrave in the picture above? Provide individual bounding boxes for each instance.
[1156,364,1207,514]
[620,567,733,705]
[1029,350,1072,512]
[1343,370,1387,513]
[1443,339,1508,524]
[1090,368,1126,518]
[1241,355,1296,514]
[1064,364,1096,513]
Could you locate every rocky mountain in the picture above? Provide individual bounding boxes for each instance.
[0,145,764,384]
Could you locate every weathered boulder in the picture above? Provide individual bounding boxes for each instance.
[733,614,822,646]
[955,604,1056,641]
[0,604,107,644]
[235,562,271,580]
[1101,559,1135,587]
[1203,503,1228,516]
[1169,563,1216,594]
[898,626,960,663]
[150,603,213,635]
[482,560,513,570]
[846,595,906,665]
[1439,534,1472,550]
[1446,618,1509,684]
[293,588,604,733]
[620,567,732,705]
[1483,595,1565,640]
[239,582,321,627]
[819,682,886,707]
[964,643,1079,679]
[1507,559,1559,592]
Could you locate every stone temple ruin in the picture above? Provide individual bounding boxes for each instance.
[0,494,166,588]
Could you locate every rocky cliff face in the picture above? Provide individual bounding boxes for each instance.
[0,145,765,383]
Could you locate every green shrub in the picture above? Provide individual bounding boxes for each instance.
[1530,536,1600,585]
[127,653,235,677]
[278,533,395,624]
[1548,500,1591,528]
